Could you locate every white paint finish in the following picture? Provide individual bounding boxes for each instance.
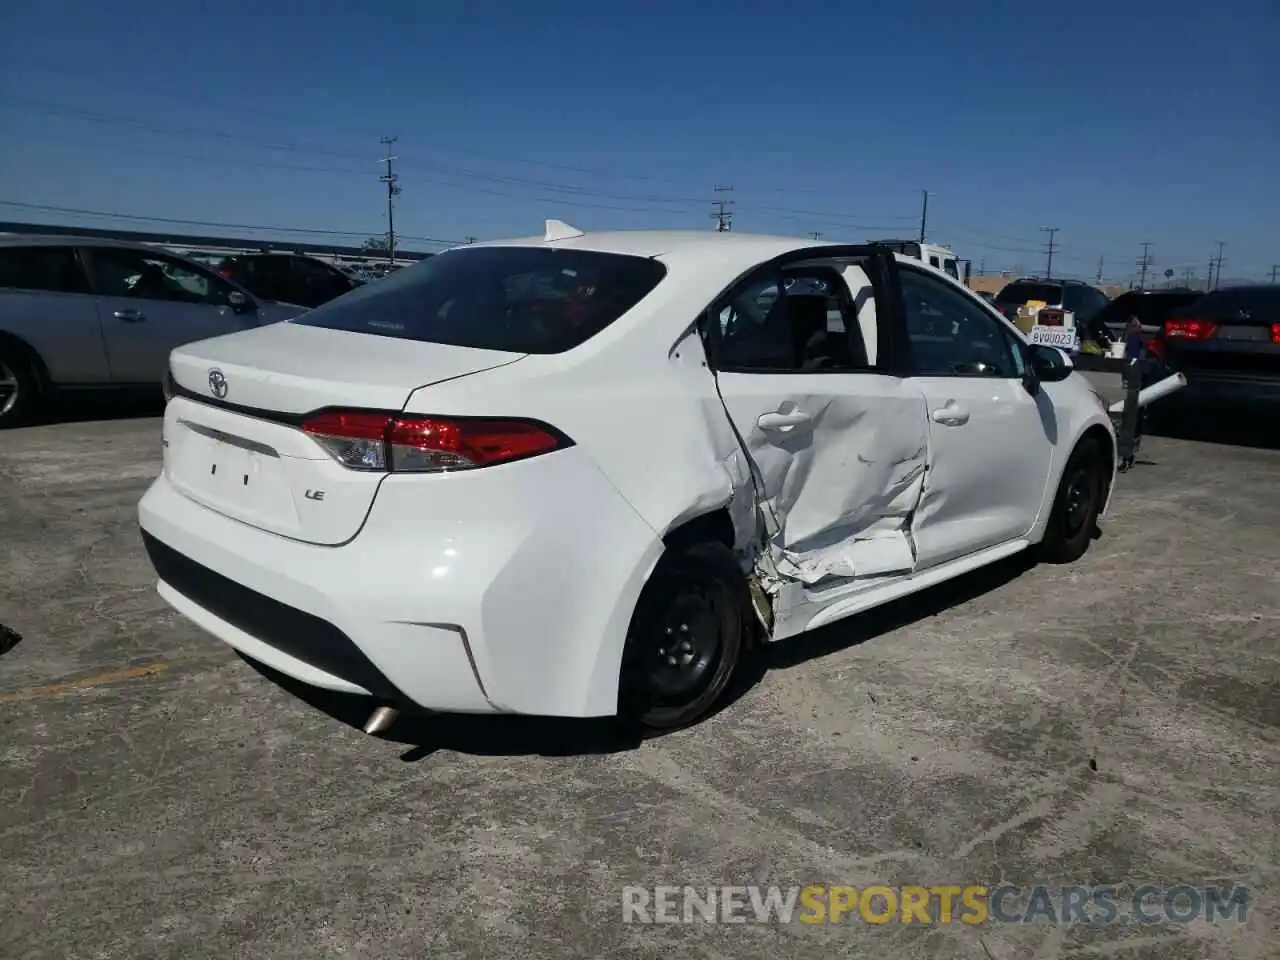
[910,376,1055,569]
[798,538,1031,633]
[714,373,929,585]
[139,229,1118,720]
[169,321,524,414]
[141,442,662,718]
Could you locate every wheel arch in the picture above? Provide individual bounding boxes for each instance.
[1080,423,1117,516]
[0,330,52,390]
[1031,416,1117,542]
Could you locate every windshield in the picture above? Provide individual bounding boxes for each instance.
[292,246,667,353]
[995,282,1063,307]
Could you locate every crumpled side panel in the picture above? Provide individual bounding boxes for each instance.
[733,391,929,587]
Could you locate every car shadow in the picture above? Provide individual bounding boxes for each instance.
[237,654,645,760]
[237,553,1037,760]
[1148,409,1280,451]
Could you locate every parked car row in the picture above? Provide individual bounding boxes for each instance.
[0,238,311,425]
[1148,284,1280,416]
[979,276,1280,416]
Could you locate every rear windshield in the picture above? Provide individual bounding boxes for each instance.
[292,246,667,353]
[1172,286,1280,320]
[995,282,1063,306]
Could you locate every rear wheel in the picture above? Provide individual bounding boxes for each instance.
[0,346,42,429]
[1036,439,1105,564]
[619,541,750,731]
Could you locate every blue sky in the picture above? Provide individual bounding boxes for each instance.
[1,0,1277,283]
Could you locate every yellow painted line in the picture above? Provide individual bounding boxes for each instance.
[0,661,170,702]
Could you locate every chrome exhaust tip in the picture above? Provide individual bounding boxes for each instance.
[362,705,400,735]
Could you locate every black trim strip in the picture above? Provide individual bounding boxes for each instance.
[171,382,309,426]
[141,529,409,703]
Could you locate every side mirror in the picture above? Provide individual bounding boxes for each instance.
[1028,344,1074,383]
[227,290,255,315]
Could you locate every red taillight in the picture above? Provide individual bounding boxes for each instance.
[1271,323,1280,345]
[1163,318,1217,340]
[217,268,234,280]
[301,411,569,473]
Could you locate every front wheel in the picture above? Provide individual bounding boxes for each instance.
[1036,439,1106,564]
[0,347,43,428]
[619,541,751,731]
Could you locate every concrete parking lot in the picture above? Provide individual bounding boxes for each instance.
[2,400,1278,960]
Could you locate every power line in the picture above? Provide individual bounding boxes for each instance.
[0,200,465,245]
[1041,227,1059,279]
[0,92,915,208]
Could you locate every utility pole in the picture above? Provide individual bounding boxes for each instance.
[1211,241,1225,290]
[918,190,929,243]
[464,236,477,244]
[810,231,823,241]
[1270,264,1279,284]
[1182,266,1194,287]
[711,185,734,232]
[1137,242,1152,290]
[379,136,401,267]
[1095,255,1104,285]
[978,256,986,276]
[1041,227,1059,279]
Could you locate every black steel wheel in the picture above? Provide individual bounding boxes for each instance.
[620,541,750,731]
[1036,439,1105,564]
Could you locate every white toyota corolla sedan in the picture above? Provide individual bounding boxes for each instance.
[138,223,1117,733]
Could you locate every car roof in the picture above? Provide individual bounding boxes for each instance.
[466,229,854,261]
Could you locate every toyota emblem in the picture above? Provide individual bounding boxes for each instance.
[208,368,228,399]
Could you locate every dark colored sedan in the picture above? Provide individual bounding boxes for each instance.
[1152,285,1280,411]
[1094,289,1202,340]
[217,254,362,309]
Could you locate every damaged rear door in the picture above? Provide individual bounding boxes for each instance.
[705,250,930,596]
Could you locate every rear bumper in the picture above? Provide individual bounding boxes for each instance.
[1165,371,1280,408]
[138,448,664,718]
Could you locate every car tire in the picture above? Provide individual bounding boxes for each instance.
[0,344,43,429]
[619,541,751,731]
[1036,438,1105,564]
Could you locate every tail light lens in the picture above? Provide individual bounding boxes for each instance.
[1164,318,1218,339]
[1038,308,1064,326]
[217,268,235,280]
[1271,323,1280,345]
[301,411,570,473]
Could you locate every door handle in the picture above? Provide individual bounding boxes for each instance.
[931,403,970,426]
[113,309,146,322]
[757,410,811,430]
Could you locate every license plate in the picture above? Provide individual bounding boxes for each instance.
[1217,325,1268,342]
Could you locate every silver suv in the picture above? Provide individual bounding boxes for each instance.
[0,236,308,426]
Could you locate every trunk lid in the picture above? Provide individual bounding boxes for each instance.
[164,322,525,545]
